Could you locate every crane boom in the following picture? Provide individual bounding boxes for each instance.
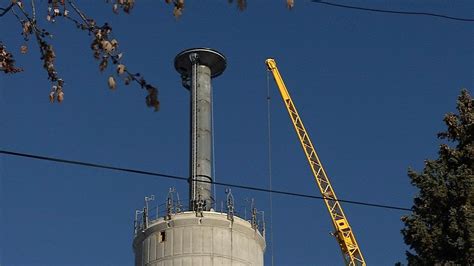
[266,58,366,266]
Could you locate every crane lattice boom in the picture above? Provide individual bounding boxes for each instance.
[266,58,366,266]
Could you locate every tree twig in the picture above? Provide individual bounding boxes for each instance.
[65,0,160,111]
[31,0,37,21]
[13,2,64,102]
[0,3,14,17]
[67,0,92,27]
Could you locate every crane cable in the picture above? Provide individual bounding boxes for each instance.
[266,69,275,266]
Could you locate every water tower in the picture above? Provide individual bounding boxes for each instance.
[132,48,266,266]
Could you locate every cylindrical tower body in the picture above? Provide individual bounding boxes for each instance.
[175,48,226,211]
[133,212,265,266]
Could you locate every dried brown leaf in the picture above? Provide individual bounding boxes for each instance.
[57,90,64,102]
[117,64,126,74]
[113,3,119,14]
[237,0,246,11]
[20,45,28,54]
[101,40,113,53]
[99,59,108,72]
[173,6,183,18]
[287,0,294,9]
[49,91,55,103]
[108,76,117,89]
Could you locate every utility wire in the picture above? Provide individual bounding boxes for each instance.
[311,0,474,22]
[0,149,412,211]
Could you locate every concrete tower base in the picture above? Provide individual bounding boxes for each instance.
[133,212,266,266]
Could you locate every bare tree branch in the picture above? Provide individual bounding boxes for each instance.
[67,0,89,26]
[3,0,165,109]
[31,0,36,20]
[13,2,64,102]
[0,3,14,17]
[64,0,159,110]
[0,43,23,73]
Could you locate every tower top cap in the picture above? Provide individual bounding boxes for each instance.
[174,48,227,78]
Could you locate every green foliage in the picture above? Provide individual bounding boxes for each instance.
[401,89,474,265]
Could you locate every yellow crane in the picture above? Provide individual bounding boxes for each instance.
[266,58,366,266]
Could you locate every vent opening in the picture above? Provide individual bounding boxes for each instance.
[159,231,166,242]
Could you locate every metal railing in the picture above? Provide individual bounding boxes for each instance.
[133,188,265,238]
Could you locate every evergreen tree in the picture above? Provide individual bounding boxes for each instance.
[401,89,474,265]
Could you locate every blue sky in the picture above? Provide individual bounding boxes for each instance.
[1,0,473,265]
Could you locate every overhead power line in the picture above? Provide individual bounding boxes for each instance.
[0,149,411,211]
[312,0,474,22]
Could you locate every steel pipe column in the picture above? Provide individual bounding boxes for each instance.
[175,48,226,211]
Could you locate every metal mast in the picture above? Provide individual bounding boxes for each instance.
[174,48,226,211]
[133,48,265,266]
